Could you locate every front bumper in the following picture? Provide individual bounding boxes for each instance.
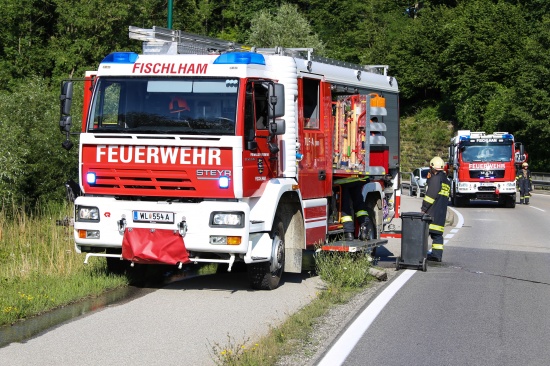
[73,196,251,255]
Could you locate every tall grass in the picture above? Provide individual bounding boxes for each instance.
[210,249,375,365]
[0,200,127,326]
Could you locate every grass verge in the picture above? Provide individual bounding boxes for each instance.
[209,250,378,366]
[1,200,384,365]
[0,201,127,326]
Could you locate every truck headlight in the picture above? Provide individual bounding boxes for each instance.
[76,206,100,222]
[210,212,244,227]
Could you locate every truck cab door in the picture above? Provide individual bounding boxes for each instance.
[242,80,277,197]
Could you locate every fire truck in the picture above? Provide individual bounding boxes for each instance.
[448,130,526,208]
[58,26,401,290]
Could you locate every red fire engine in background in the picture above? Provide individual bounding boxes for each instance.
[448,130,527,208]
[58,26,401,290]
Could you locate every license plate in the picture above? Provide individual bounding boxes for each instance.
[133,210,174,223]
[479,182,495,186]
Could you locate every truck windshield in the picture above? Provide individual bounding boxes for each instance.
[460,143,512,162]
[88,77,239,135]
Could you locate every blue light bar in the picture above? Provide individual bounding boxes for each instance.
[459,135,470,141]
[502,134,513,139]
[101,52,139,64]
[214,52,266,65]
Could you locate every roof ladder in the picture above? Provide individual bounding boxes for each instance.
[128,26,389,75]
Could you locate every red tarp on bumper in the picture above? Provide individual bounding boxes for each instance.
[122,227,190,265]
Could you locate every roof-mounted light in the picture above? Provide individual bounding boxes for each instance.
[214,52,265,65]
[101,52,139,64]
[502,133,513,139]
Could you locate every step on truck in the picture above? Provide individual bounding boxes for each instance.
[58,26,401,290]
[448,130,526,208]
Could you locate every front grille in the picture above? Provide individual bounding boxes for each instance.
[469,170,505,179]
[478,186,496,191]
[93,167,195,191]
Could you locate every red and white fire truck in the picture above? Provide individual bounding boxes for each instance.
[58,26,401,289]
[448,130,526,208]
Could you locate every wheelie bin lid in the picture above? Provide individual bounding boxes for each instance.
[401,212,432,221]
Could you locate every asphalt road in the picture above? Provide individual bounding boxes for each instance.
[0,269,323,365]
[315,192,550,366]
[3,192,549,366]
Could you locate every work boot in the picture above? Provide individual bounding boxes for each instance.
[359,224,372,241]
[427,255,442,262]
[427,249,442,262]
[520,199,524,204]
[344,232,354,241]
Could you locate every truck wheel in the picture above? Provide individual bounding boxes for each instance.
[506,195,516,208]
[451,193,458,207]
[247,216,285,290]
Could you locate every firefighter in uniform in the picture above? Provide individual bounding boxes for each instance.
[421,156,450,262]
[516,162,532,204]
[335,177,372,241]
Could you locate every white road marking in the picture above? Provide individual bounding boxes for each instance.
[448,206,464,228]
[316,270,416,366]
[317,206,466,366]
[528,206,545,212]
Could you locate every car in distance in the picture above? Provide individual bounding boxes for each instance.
[408,167,430,197]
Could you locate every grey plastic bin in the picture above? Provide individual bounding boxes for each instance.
[397,212,432,272]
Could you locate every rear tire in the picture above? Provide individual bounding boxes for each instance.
[248,216,285,290]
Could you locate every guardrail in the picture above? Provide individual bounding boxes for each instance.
[532,172,550,190]
[399,171,550,191]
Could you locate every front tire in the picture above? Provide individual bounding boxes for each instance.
[248,216,285,290]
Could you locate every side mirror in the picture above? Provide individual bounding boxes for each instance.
[269,119,285,136]
[59,80,75,151]
[519,144,524,157]
[59,116,72,133]
[60,81,74,116]
[268,83,285,118]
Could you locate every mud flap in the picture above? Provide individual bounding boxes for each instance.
[284,247,303,273]
[122,227,190,265]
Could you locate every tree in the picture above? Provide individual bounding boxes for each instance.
[0,77,77,203]
[246,3,325,53]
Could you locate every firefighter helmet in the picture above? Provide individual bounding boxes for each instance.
[430,156,445,170]
[169,96,190,113]
[522,162,528,168]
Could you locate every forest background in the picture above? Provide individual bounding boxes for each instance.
[0,0,549,206]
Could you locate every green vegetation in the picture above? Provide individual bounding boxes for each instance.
[1,1,549,207]
[0,202,127,326]
[401,107,454,172]
[209,251,374,365]
[1,0,549,341]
